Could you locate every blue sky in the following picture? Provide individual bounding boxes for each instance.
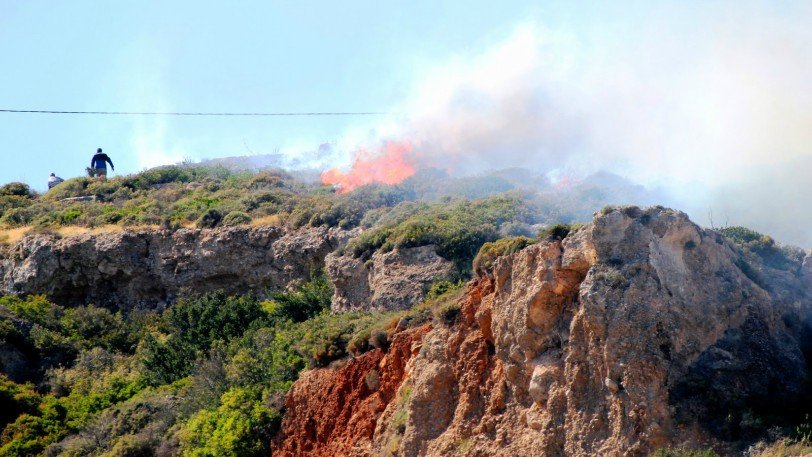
[0,0,550,187]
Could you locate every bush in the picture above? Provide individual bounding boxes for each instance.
[138,334,196,386]
[179,387,279,457]
[0,376,40,428]
[296,185,409,230]
[346,194,536,274]
[195,208,223,228]
[347,331,371,356]
[0,182,33,197]
[41,177,93,201]
[424,280,463,301]
[0,196,33,218]
[168,294,266,352]
[264,272,333,324]
[369,329,389,350]
[538,223,582,241]
[221,211,252,227]
[0,207,35,226]
[720,226,802,271]
[434,302,461,326]
[473,236,535,275]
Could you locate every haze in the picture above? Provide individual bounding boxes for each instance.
[1,1,810,245]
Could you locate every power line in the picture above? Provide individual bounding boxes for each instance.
[0,109,386,116]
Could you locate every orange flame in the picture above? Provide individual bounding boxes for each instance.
[321,141,419,193]
[552,175,581,190]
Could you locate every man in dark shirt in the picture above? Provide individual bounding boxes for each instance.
[90,148,115,179]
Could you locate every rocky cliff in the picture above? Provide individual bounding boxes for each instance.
[327,245,456,312]
[272,206,812,456]
[0,225,351,309]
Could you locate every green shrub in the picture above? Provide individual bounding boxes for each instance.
[0,183,33,197]
[60,306,138,353]
[347,194,535,274]
[434,302,461,326]
[0,376,40,428]
[720,226,802,271]
[178,387,279,457]
[221,211,252,227]
[473,236,535,275]
[138,334,196,386]
[0,207,35,226]
[289,311,396,368]
[294,185,409,230]
[425,280,463,301]
[0,295,54,324]
[0,397,68,456]
[57,207,84,225]
[0,196,32,218]
[349,228,394,260]
[168,294,266,352]
[195,208,223,228]
[538,222,582,241]
[41,177,93,201]
[0,368,147,456]
[264,272,333,324]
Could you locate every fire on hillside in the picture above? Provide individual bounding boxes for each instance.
[321,141,420,193]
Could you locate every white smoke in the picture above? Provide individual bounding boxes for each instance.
[116,37,187,170]
[353,3,812,246]
[132,118,186,170]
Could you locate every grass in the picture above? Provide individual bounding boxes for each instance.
[751,439,812,456]
[249,214,283,227]
[1,225,151,245]
[380,382,414,454]
[0,227,30,245]
[652,448,718,457]
[454,438,473,453]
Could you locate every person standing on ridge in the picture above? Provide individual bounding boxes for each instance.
[90,148,115,180]
[47,172,64,189]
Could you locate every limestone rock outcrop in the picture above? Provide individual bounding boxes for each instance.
[0,225,351,309]
[272,206,812,456]
[327,245,455,312]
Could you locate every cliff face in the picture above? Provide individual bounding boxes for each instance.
[273,325,432,457]
[327,245,455,312]
[273,207,812,456]
[0,226,351,309]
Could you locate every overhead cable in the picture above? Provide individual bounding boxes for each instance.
[0,109,385,116]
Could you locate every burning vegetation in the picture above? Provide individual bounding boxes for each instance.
[321,141,419,193]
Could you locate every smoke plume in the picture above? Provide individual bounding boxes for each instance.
[324,2,812,246]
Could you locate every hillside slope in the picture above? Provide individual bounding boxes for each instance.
[272,206,812,456]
